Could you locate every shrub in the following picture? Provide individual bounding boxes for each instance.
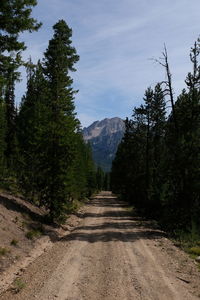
[25,229,42,240]
[0,247,9,255]
[10,239,18,246]
[188,247,200,256]
[13,278,26,293]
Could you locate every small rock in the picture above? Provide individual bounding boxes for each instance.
[195,256,200,263]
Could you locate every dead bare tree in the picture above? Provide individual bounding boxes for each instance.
[153,44,177,131]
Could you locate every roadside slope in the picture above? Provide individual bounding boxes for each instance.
[1,192,200,300]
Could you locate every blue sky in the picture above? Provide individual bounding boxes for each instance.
[16,0,200,127]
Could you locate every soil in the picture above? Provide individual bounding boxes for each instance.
[0,192,84,294]
[0,191,200,300]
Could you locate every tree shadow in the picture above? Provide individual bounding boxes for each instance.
[0,193,164,244]
[61,229,165,244]
[70,221,161,232]
[0,194,44,223]
[76,210,132,219]
[0,193,61,242]
[61,196,165,244]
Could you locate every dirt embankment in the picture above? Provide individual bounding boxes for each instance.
[0,192,200,299]
[0,192,84,294]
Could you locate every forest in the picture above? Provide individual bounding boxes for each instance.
[111,43,200,240]
[0,0,108,223]
[1,0,200,241]
[1,2,200,299]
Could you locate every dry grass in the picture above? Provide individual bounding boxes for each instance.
[0,247,10,256]
[13,278,26,293]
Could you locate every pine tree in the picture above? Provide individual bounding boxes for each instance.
[96,167,105,191]
[40,20,79,221]
[4,68,17,170]
[17,60,48,201]
[0,0,41,92]
[112,84,166,216]
[70,132,97,199]
[112,40,200,236]
[111,109,145,205]
[0,0,41,183]
[148,84,166,215]
[162,42,200,231]
[0,98,6,179]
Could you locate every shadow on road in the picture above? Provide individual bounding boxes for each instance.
[62,229,164,243]
[61,196,165,244]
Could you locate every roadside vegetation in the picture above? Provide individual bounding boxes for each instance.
[12,278,26,293]
[111,42,200,250]
[0,247,10,256]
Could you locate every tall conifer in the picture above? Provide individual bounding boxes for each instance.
[41,20,79,220]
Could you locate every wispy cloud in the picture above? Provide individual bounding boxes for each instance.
[15,0,200,126]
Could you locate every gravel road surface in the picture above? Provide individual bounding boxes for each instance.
[1,192,199,300]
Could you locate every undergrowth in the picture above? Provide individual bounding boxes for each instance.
[13,278,26,293]
[25,229,43,240]
[0,247,10,256]
[125,203,200,264]
[0,177,21,196]
[10,239,18,246]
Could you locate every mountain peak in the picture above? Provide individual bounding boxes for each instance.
[83,117,125,141]
[83,117,125,171]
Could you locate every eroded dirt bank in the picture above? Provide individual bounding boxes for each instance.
[0,192,200,300]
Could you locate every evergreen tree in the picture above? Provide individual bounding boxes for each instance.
[103,173,110,191]
[96,167,105,191]
[0,0,41,182]
[17,20,96,221]
[147,84,166,215]
[162,42,200,231]
[111,118,141,201]
[0,0,41,92]
[112,84,166,216]
[17,60,48,201]
[4,67,17,170]
[0,98,6,178]
[40,20,79,220]
[112,39,200,238]
[70,132,97,199]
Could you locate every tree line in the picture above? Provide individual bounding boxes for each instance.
[111,42,200,238]
[0,0,105,222]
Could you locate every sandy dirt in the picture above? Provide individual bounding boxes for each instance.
[0,192,48,275]
[0,191,200,300]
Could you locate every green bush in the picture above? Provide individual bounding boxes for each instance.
[25,229,42,240]
[188,247,200,256]
[13,278,26,293]
[10,239,18,246]
[0,247,10,255]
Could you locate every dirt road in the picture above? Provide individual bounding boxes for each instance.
[1,192,200,300]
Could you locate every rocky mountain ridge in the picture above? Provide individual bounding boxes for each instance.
[83,117,125,172]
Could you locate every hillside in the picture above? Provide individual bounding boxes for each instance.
[83,117,125,172]
[0,192,84,294]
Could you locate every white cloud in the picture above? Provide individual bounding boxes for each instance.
[15,0,200,126]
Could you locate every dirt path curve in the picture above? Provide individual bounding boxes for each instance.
[1,192,200,300]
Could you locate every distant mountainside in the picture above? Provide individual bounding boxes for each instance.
[83,117,125,172]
